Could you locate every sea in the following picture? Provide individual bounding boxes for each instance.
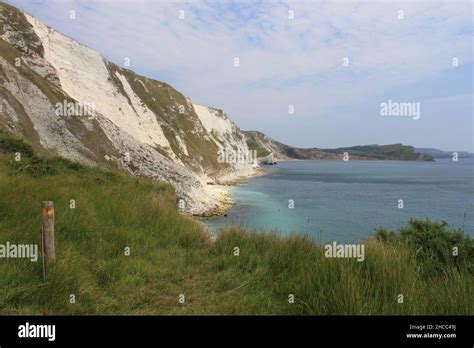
[204,158,474,243]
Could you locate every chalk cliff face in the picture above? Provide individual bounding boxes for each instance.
[0,2,256,215]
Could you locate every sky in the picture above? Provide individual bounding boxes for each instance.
[7,0,473,151]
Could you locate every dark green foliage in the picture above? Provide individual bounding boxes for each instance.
[11,157,89,177]
[1,130,106,178]
[0,130,34,158]
[375,219,474,275]
[12,156,58,177]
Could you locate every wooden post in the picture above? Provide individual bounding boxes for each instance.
[41,201,55,272]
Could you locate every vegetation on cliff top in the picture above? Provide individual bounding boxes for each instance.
[0,131,471,315]
[322,144,434,161]
[244,131,433,161]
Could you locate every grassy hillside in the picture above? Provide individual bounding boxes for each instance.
[0,131,472,315]
[322,144,434,161]
[244,131,433,161]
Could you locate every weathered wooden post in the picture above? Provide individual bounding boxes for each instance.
[41,201,55,274]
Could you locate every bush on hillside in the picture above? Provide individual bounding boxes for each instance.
[0,130,90,177]
[0,130,34,158]
[375,219,474,276]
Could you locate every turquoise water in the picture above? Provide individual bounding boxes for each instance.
[204,159,474,243]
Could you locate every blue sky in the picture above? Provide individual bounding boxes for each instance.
[7,0,473,151]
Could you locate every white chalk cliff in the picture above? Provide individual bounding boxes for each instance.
[0,2,258,215]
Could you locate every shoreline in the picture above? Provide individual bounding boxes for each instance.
[196,167,266,219]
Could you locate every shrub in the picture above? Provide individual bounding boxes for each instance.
[0,130,34,157]
[375,219,474,276]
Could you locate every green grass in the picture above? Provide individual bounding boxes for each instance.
[0,131,472,315]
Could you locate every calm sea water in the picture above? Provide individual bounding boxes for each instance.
[204,159,474,243]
